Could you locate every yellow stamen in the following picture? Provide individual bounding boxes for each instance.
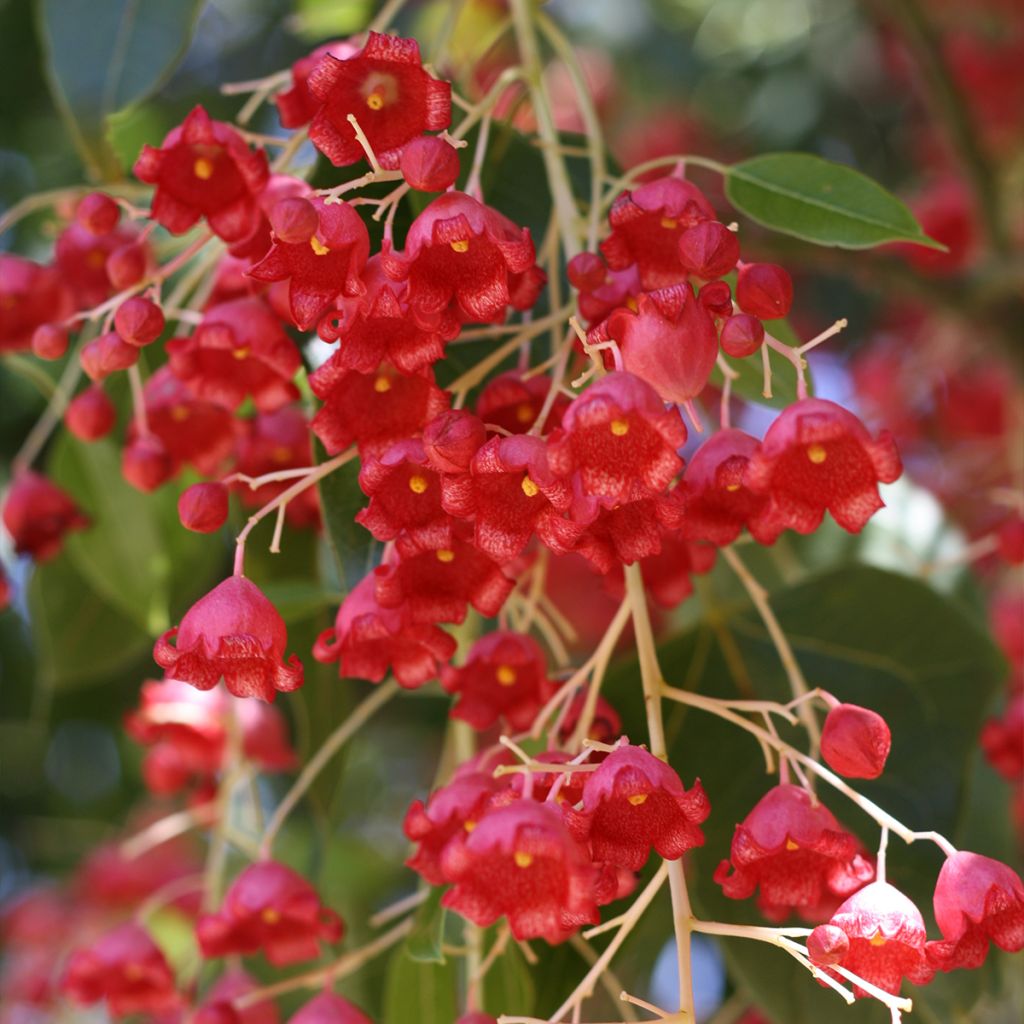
[87,249,107,270]
[513,851,533,869]
[625,296,639,312]
[374,375,392,393]
[450,239,470,253]
[869,932,887,947]
[515,403,534,424]
[627,793,648,806]
[232,346,250,361]
[309,236,330,256]
[436,549,455,563]
[496,665,517,686]
[408,474,429,494]
[170,405,190,423]
[193,157,214,180]
[785,838,800,851]
[610,419,629,436]
[366,92,385,111]
[725,482,741,492]
[807,443,827,464]
[124,963,144,980]
[271,445,292,465]
[521,476,539,498]
[464,819,476,832]
[660,216,677,229]
[262,908,281,924]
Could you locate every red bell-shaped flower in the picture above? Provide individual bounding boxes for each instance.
[475,371,570,436]
[356,438,448,543]
[0,254,71,353]
[714,784,874,922]
[275,40,360,129]
[568,745,709,872]
[197,861,343,966]
[194,967,280,1024]
[2,470,89,561]
[153,576,304,702]
[290,990,373,1024]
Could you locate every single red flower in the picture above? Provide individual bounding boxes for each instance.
[572,492,686,573]
[811,881,934,997]
[61,923,179,1018]
[275,40,360,128]
[600,176,716,290]
[820,703,892,780]
[167,298,301,413]
[441,434,582,561]
[54,221,138,308]
[356,438,447,542]
[306,32,451,169]
[289,991,373,1024]
[314,572,456,689]
[475,371,570,436]
[382,192,538,334]
[2,470,89,561]
[603,530,716,608]
[547,372,687,505]
[153,576,304,702]
[0,255,71,353]
[714,784,874,923]
[404,771,502,885]
[567,745,709,872]
[310,358,450,459]
[193,967,280,1024]
[441,800,600,943]
[925,851,1024,970]
[134,106,270,244]
[197,861,343,966]
[249,197,370,330]
[443,631,555,732]
[742,398,902,540]
[374,523,515,625]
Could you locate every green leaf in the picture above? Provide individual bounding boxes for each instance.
[382,944,458,1024]
[619,566,1003,1024]
[725,153,944,250]
[36,0,202,178]
[407,887,448,964]
[482,935,535,1018]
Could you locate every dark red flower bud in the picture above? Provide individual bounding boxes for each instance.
[269,196,319,244]
[423,410,487,473]
[114,296,165,347]
[122,436,176,492]
[179,482,230,533]
[400,135,461,192]
[2,470,89,561]
[698,280,733,318]
[808,923,850,966]
[736,262,793,319]
[76,192,121,235]
[719,314,765,359]
[106,242,148,289]
[154,575,304,701]
[821,702,891,779]
[31,323,69,360]
[81,331,139,381]
[65,386,116,441]
[290,991,373,1024]
[567,251,609,291]
[677,220,740,279]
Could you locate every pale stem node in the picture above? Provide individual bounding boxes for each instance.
[716,353,740,430]
[369,888,429,928]
[760,342,773,400]
[764,332,808,400]
[128,364,151,438]
[346,113,383,173]
[798,318,848,356]
[120,801,218,860]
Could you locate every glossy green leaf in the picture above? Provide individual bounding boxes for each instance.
[482,935,535,1018]
[725,153,944,250]
[36,0,202,178]
[407,887,448,964]
[382,943,459,1024]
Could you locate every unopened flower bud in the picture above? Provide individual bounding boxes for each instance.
[65,386,116,441]
[269,196,319,244]
[178,482,229,533]
[75,192,121,235]
[400,135,460,192]
[736,262,793,319]
[719,313,765,358]
[821,702,891,779]
[678,220,740,279]
[31,323,69,361]
[114,296,165,347]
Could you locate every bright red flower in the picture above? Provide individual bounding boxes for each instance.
[153,576,304,702]
[714,784,874,923]
[0,255,71,353]
[443,631,555,732]
[306,32,451,169]
[811,881,934,997]
[595,282,718,405]
[568,745,709,872]
[475,371,569,436]
[134,106,270,244]
[572,491,687,573]
[61,922,179,1018]
[603,530,716,609]
[382,192,538,334]
[2,470,89,561]
[197,861,343,966]
[249,197,370,330]
[310,358,450,459]
[600,176,716,290]
[404,771,502,885]
[926,851,1024,970]
[820,703,892,780]
[290,991,373,1024]
[374,523,515,625]
[194,967,280,1024]
[356,438,447,542]
[54,221,137,307]
[314,572,456,689]
[275,40,360,128]
[441,800,600,943]
[441,434,581,561]
[742,398,902,540]
[569,254,642,329]
[547,372,687,505]
[167,298,301,413]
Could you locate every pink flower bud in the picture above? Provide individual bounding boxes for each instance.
[122,436,176,492]
[269,196,319,244]
[808,923,850,966]
[31,323,69,360]
[178,482,229,533]
[821,702,891,779]
[400,135,461,192]
[736,262,793,319]
[106,243,148,288]
[678,220,740,279]
[114,296,165,347]
[75,192,121,235]
[422,410,486,473]
[567,251,608,291]
[65,386,116,441]
[81,331,139,381]
[719,313,765,358]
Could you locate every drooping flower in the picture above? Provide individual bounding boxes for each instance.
[443,631,555,732]
[197,861,343,966]
[441,800,600,943]
[2,470,89,561]
[567,745,709,872]
[289,990,374,1024]
[356,438,448,542]
[275,40,360,128]
[810,881,934,997]
[572,492,686,573]
[153,576,304,702]
[820,703,892,780]
[475,371,570,436]
[742,398,902,540]
[602,530,716,609]
[925,851,1024,971]
[314,573,456,689]
[713,784,874,922]
[0,255,71,353]
[60,922,179,1018]
[134,106,270,244]
[306,32,451,169]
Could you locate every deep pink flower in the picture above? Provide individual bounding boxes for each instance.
[475,371,569,436]
[714,784,874,922]
[289,991,373,1024]
[356,438,448,542]
[275,40,360,128]
[981,694,1024,781]
[2,470,89,561]
[55,221,138,307]
[193,967,280,1024]
[0,255,71,353]
[820,703,892,780]
[153,576,304,702]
